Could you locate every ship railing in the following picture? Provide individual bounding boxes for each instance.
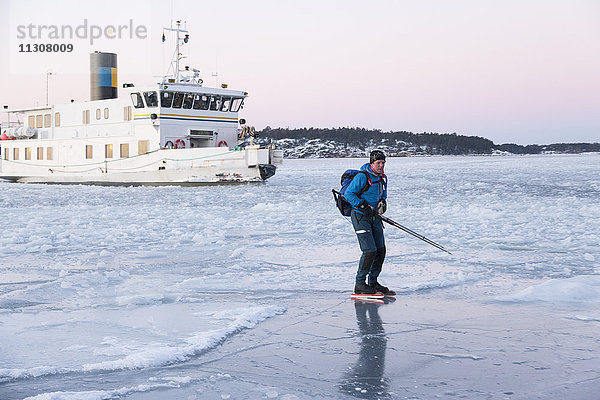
[0,121,23,130]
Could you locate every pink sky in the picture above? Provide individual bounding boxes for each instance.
[1,0,598,145]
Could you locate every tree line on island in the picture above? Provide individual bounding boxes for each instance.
[257,127,600,157]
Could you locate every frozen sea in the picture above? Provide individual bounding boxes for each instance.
[0,154,599,400]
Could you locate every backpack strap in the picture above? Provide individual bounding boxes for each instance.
[380,173,387,192]
[356,171,372,198]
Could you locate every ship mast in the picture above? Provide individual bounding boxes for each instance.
[163,20,189,82]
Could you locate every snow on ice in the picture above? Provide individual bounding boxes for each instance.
[0,153,599,399]
[495,275,600,302]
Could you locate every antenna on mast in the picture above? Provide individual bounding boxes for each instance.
[163,20,190,82]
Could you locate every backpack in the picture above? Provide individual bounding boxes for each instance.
[332,170,372,216]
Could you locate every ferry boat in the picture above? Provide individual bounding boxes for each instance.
[0,22,282,185]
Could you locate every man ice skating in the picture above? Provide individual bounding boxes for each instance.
[344,150,395,296]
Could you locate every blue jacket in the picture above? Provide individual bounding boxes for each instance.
[344,163,387,213]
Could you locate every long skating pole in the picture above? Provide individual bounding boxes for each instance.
[379,215,452,255]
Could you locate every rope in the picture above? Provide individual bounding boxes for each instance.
[1,147,244,174]
[0,149,161,168]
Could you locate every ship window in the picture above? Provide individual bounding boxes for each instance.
[44,114,51,128]
[105,144,113,158]
[124,106,132,121]
[104,108,109,119]
[86,145,93,159]
[120,143,129,158]
[220,97,231,112]
[138,140,149,155]
[96,109,101,120]
[83,110,90,124]
[28,115,35,128]
[144,91,158,107]
[231,97,244,112]
[37,147,43,160]
[25,147,31,160]
[193,94,210,110]
[161,92,174,107]
[47,147,53,160]
[13,148,19,160]
[209,96,222,111]
[131,92,144,108]
[172,92,184,108]
[3,148,8,160]
[54,112,61,127]
[182,93,194,109]
[36,114,43,128]
[192,94,201,110]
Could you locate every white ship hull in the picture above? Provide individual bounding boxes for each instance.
[0,145,281,185]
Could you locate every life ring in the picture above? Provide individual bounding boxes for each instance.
[217,140,228,147]
[174,139,185,149]
[164,140,174,149]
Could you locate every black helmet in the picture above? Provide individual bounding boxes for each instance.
[370,150,386,164]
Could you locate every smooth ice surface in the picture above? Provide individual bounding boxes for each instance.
[0,154,599,399]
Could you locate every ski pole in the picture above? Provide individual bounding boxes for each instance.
[379,215,452,255]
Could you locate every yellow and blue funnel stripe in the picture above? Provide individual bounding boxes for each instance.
[97,67,118,88]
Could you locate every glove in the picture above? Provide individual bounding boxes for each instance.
[377,199,387,215]
[358,201,376,218]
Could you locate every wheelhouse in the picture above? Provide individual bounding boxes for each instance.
[129,90,245,112]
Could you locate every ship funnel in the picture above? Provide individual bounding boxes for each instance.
[90,51,118,100]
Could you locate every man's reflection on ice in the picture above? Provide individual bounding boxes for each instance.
[339,298,393,399]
